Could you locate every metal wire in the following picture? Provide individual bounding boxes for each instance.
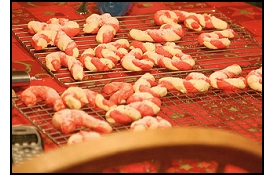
[12,10,262,148]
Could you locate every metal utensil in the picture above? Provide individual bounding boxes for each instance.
[76,2,88,14]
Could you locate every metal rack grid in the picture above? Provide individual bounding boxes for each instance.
[12,10,262,88]
[12,10,262,149]
[13,65,262,148]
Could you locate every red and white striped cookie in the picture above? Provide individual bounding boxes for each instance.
[94,43,128,65]
[46,51,84,80]
[133,72,157,92]
[143,51,195,70]
[61,87,88,110]
[83,89,117,111]
[32,30,79,58]
[20,86,65,112]
[103,82,134,105]
[80,48,115,71]
[121,48,155,71]
[46,18,80,37]
[128,99,161,117]
[28,18,80,37]
[209,64,247,91]
[154,10,179,25]
[126,92,162,107]
[198,29,236,49]
[52,109,113,134]
[184,14,206,32]
[67,131,101,145]
[130,116,172,131]
[129,23,184,42]
[83,13,119,43]
[158,73,210,93]
[105,105,142,126]
[246,67,262,92]
[203,14,229,30]
[130,41,182,58]
[105,100,161,126]
[133,73,167,97]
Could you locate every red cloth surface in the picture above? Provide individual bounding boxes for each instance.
[11,2,262,173]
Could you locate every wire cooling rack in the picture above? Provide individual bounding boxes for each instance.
[12,10,262,148]
[13,65,262,148]
[12,10,262,88]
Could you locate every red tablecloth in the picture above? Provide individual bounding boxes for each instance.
[11,2,262,173]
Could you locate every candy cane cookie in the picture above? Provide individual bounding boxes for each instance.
[103,82,134,105]
[143,51,195,70]
[67,131,102,145]
[46,51,84,81]
[246,67,262,92]
[158,72,211,93]
[126,92,162,108]
[130,41,182,58]
[83,89,117,111]
[130,116,172,131]
[198,29,236,49]
[94,42,128,65]
[133,73,167,97]
[32,30,79,58]
[154,10,179,25]
[52,109,113,134]
[129,23,184,42]
[209,64,247,91]
[20,86,65,112]
[61,87,88,110]
[105,105,142,126]
[28,18,80,37]
[184,13,229,31]
[105,99,161,126]
[154,10,229,31]
[80,48,116,71]
[121,48,155,71]
[154,10,196,25]
[83,13,119,43]
[184,14,206,32]
[46,18,80,37]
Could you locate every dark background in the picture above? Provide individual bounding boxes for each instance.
[246,2,262,8]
